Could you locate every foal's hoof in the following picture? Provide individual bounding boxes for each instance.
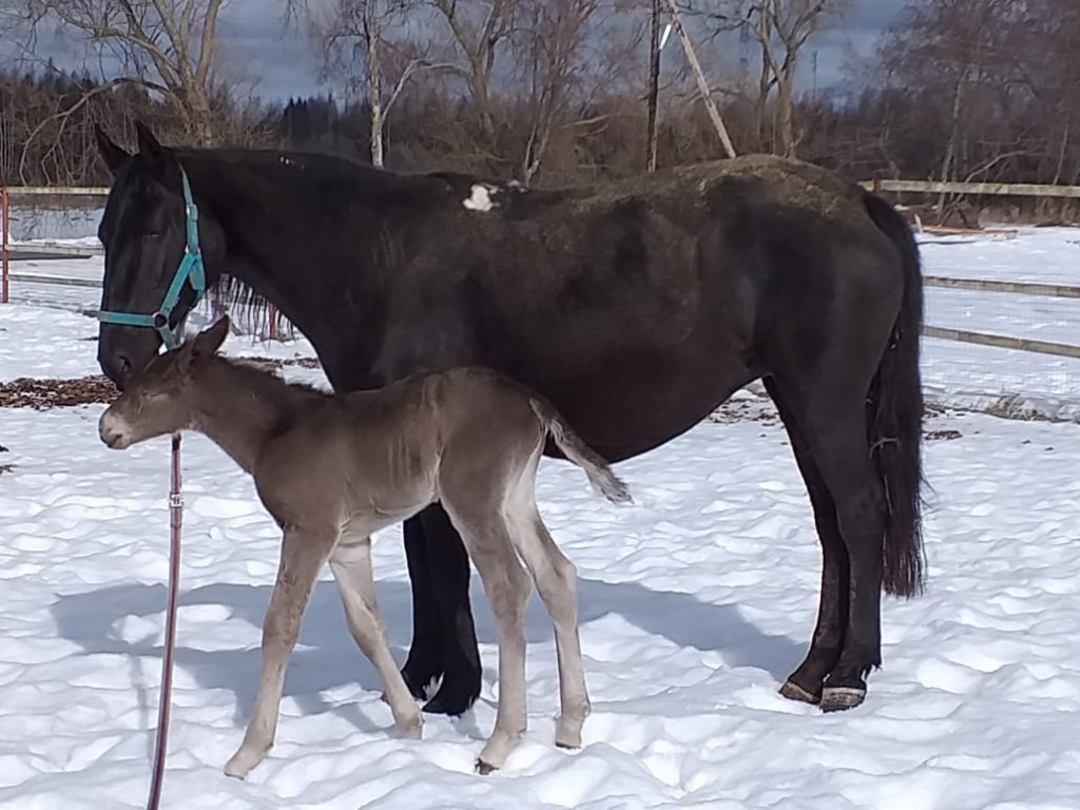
[820,686,866,713]
[475,758,498,775]
[779,680,821,705]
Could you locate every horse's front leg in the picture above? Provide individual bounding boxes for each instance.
[404,504,482,716]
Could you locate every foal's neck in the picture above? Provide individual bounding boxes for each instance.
[191,357,318,473]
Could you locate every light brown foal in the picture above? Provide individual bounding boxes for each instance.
[98,317,630,777]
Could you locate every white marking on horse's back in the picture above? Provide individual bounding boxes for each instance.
[463,184,498,212]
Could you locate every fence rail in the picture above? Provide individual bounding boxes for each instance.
[2,186,110,197]
[924,276,1080,299]
[861,178,1080,199]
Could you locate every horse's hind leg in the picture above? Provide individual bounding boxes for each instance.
[329,529,423,739]
[790,387,887,712]
[225,526,333,778]
[765,378,849,705]
[505,470,590,750]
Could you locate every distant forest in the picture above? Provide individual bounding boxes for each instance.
[1,0,1076,194]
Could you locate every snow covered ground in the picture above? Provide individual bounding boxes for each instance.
[1,226,1079,808]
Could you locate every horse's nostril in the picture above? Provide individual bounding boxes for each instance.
[116,354,133,377]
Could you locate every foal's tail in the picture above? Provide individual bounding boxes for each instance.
[864,191,926,598]
[529,398,632,505]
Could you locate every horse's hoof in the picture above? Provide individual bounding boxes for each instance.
[779,680,821,705]
[423,678,480,717]
[475,758,498,775]
[820,686,866,712]
[400,664,439,702]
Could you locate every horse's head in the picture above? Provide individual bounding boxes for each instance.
[94,123,223,388]
[99,316,230,450]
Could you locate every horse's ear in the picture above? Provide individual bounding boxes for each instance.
[135,120,166,162]
[191,316,230,360]
[95,125,130,175]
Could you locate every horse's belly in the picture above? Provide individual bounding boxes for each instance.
[538,342,752,463]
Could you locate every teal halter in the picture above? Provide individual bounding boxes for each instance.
[97,167,207,350]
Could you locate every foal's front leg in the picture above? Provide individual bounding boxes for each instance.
[329,531,423,739]
[224,527,333,779]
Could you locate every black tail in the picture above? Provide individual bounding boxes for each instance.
[864,191,926,597]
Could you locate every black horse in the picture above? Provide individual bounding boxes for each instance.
[93,124,924,716]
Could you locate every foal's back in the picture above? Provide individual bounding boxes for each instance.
[254,368,545,528]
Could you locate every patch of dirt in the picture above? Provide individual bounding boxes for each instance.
[0,375,118,409]
[926,429,962,441]
[242,356,322,370]
[707,397,780,425]
[0,463,14,475]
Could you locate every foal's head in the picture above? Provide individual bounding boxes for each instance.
[98,318,230,450]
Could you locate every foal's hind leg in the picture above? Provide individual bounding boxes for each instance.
[329,530,423,739]
[444,507,531,773]
[506,492,590,750]
[225,527,333,778]
[765,378,849,705]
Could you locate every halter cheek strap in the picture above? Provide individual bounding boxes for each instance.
[97,167,207,350]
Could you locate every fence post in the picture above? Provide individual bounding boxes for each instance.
[2,187,10,304]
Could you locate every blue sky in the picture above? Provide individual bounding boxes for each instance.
[8,0,903,102]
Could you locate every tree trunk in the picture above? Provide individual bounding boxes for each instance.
[937,77,965,219]
[776,62,795,158]
[646,0,661,171]
[753,8,772,152]
[366,9,385,168]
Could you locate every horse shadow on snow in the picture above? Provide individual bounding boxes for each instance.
[51,573,805,734]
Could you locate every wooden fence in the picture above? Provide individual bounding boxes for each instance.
[861,178,1080,199]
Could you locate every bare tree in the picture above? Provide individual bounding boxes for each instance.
[694,0,845,156]
[749,0,845,157]
[1,0,228,143]
[427,0,517,153]
[512,0,615,183]
[290,0,441,167]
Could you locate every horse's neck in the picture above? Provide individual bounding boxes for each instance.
[191,359,306,473]
[183,152,397,354]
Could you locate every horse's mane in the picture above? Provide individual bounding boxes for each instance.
[179,146,457,341]
[208,273,292,339]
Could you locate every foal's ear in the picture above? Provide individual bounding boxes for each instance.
[191,317,231,361]
[135,121,167,163]
[95,126,130,175]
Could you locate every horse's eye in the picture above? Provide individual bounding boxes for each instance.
[142,232,163,241]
